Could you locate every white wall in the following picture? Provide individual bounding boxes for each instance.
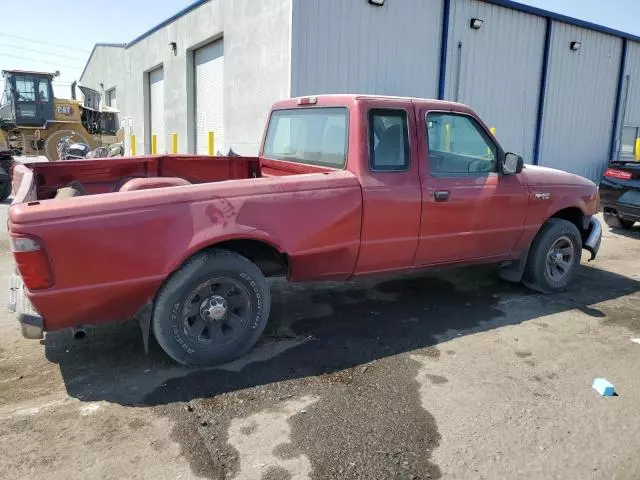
[223,0,292,154]
[80,45,126,113]
[291,0,443,99]
[81,0,291,155]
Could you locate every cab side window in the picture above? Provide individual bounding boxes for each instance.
[426,112,497,176]
[37,80,50,102]
[14,76,36,102]
[369,109,410,171]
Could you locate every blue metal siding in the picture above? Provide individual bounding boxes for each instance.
[290,0,443,98]
[623,41,640,127]
[444,0,546,163]
[539,22,622,182]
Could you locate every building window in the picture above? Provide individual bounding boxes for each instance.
[106,87,116,108]
[426,112,497,176]
[369,109,410,171]
[621,126,639,159]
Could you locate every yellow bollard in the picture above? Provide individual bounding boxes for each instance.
[443,122,451,152]
[151,135,157,155]
[635,138,640,161]
[130,135,136,156]
[488,128,496,155]
[171,133,178,154]
[208,131,215,156]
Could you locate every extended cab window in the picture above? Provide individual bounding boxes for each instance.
[426,112,497,176]
[369,109,409,171]
[263,107,347,168]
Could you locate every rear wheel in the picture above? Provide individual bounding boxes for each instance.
[603,212,634,230]
[153,250,271,366]
[0,178,11,202]
[524,218,582,293]
[0,155,12,201]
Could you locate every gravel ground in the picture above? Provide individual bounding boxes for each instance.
[0,207,639,480]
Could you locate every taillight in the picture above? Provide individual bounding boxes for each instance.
[11,236,53,290]
[604,168,632,180]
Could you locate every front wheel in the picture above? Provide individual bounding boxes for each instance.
[153,250,271,366]
[524,218,582,293]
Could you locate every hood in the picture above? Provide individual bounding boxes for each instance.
[521,164,596,189]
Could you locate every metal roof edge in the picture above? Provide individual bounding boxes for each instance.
[80,43,126,82]
[125,0,211,48]
[484,0,640,43]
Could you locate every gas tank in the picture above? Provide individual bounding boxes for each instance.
[66,142,90,159]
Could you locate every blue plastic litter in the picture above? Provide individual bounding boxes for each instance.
[592,378,616,397]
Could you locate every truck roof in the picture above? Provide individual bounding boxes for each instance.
[2,69,56,78]
[272,94,468,111]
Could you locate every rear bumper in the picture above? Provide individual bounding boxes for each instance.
[583,216,602,261]
[8,273,43,339]
[599,178,640,222]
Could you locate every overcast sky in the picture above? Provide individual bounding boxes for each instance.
[1,0,638,98]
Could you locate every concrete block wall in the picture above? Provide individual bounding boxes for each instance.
[81,0,291,156]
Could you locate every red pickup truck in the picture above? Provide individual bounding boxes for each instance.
[8,95,602,366]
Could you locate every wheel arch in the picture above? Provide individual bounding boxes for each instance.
[170,236,289,279]
[549,206,586,233]
[548,205,592,243]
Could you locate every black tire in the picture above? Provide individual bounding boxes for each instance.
[0,181,11,202]
[153,250,271,366]
[603,212,634,230]
[524,218,582,293]
[0,180,10,202]
[0,156,12,201]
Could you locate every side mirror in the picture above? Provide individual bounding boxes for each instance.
[503,152,524,175]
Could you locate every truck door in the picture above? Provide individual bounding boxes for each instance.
[353,100,422,275]
[414,106,528,265]
[34,77,54,125]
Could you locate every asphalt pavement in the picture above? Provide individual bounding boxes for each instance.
[0,205,639,480]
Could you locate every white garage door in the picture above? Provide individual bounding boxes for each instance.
[195,40,224,154]
[149,67,165,153]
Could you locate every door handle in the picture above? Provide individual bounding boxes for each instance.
[434,190,450,202]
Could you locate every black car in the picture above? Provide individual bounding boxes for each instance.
[599,160,640,229]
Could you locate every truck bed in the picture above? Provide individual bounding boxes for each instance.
[12,155,261,201]
[11,155,337,204]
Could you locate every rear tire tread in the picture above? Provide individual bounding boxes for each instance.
[152,249,271,367]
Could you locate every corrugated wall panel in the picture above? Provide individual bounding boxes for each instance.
[444,0,546,163]
[291,0,443,98]
[540,22,621,181]
[623,41,640,127]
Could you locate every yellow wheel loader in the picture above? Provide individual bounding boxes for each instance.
[0,70,124,161]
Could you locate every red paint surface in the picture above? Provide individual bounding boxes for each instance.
[9,95,599,332]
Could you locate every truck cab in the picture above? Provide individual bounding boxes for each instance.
[0,70,55,128]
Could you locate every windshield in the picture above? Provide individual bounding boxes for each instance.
[263,107,348,168]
